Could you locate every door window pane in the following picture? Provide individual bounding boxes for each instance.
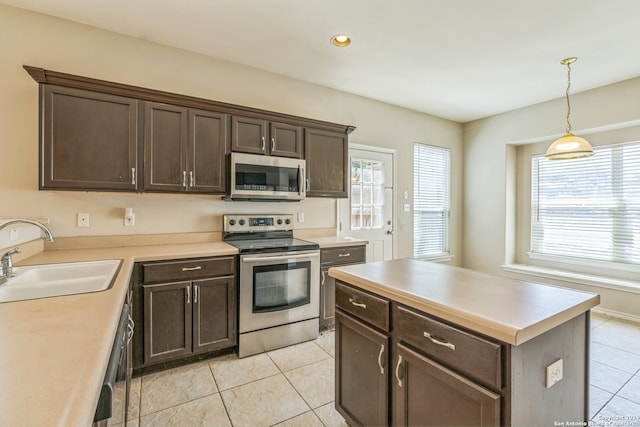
[350,158,385,230]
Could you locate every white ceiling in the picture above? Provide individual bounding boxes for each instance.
[4,0,640,122]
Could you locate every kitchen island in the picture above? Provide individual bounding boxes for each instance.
[328,258,600,426]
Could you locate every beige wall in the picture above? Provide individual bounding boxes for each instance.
[462,77,640,317]
[0,5,463,261]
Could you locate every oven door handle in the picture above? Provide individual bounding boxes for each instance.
[242,252,319,263]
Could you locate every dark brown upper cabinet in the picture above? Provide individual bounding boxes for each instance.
[304,128,349,198]
[231,116,302,158]
[26,65,354,197]
[40,85,139,191]
[144,102,227,193]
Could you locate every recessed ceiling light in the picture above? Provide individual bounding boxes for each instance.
[331,34,351,47]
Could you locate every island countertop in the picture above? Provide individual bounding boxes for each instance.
[328,258,600,346]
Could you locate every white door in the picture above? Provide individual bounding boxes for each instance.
[338,145,395,262]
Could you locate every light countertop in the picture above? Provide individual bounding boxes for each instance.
[0,233,360,427]
[328,258,600,346]
[0,240,237,427]
[301,236,368,248]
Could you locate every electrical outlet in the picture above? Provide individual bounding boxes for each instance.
[124,208,135,226]
[77,213,90,228]
[545,359,563,388]
[403,203,410,213]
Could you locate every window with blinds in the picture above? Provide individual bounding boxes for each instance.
[531,140,640,266]
[413,143,450,258]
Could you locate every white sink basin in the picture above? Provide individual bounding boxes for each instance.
[0,260,121,303]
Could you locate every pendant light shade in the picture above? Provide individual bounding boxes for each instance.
[545,57,594,160]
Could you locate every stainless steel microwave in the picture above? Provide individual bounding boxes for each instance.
[227,152,306,201]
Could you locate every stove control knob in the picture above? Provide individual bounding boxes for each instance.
[229,219,236,226]
[277,219,283,225]
[285,218,291,225]
[239,219,246,226]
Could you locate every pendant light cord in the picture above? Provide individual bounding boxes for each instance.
[565,62,572,134]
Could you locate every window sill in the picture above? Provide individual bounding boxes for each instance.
[501,263,640,295]
[413,254,454,263]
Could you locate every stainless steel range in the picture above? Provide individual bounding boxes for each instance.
[223,214,320,358]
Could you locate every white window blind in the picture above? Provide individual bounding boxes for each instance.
[531,141,640,265]
[413,143,450,258]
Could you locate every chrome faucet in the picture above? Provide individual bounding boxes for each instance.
[0,219,54,243]
[1,248,21,281]
[0,219,54,285]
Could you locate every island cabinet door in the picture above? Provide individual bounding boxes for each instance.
[335,311,389,427]
[394,343,501,427]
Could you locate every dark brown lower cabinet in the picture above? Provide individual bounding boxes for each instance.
[335,311,389,426]
[335,280,504,427]
[320,245,366,331]
[395,343,500,426]
[143,276,235,365]
[136,256,236,370]
[143,281,191,364]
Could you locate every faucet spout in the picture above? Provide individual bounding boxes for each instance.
[0,219,54,242]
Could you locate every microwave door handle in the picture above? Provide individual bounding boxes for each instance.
[298,165,303,195]
[242,252,319,263]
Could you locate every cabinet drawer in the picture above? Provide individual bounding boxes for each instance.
[321,245,366,266]
[143,256,235,283]
[396,306,502,389]
[335,281,390,331]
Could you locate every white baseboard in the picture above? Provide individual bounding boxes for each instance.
[592,307,640,324]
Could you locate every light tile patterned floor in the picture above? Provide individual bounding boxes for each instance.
[128,331,347,427]
[128,314,640,426]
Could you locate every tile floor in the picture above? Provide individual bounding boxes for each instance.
[127,331,346,427]
[126,313,640,426]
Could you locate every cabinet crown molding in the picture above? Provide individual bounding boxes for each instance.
[23,65,355,134]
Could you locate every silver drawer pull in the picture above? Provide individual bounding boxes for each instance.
[182,266,202,272]
[395,355,403,387]
[377,344,385,375]
[338,253,351,257]
[424,332,456,350]
[348,298,366,309]
[186,286,191,304]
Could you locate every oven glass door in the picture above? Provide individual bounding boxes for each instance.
[253,261,310,313]
[239,250,320,333]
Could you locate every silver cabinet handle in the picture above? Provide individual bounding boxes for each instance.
[348,298,366,309]
[194,285,198,304]
[182,171,187,188]
[271,137,275,152]
[377,344,385,375]
[186,286,191,304]
[189,171,194,187]
[338,253,351,257]
[181,266,202,271]
[131,167,136,185]
[261,136,265,151]
[321,270,325,285]
[306,177,309,192]
[424,332,456,350]
[127,314,135,341]
[395,355,403,387]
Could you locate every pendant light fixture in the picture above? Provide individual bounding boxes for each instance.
[545,57,594,160]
